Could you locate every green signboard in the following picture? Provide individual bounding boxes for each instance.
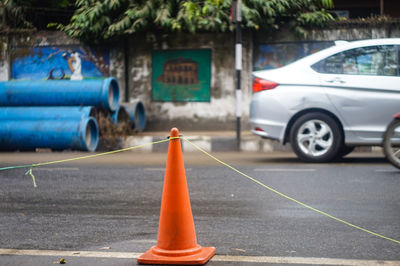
[152,49,211,102]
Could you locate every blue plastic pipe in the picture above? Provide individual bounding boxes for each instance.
[0,77,120,111]
[123,101,146,132]
[0,117,99,152]
[0,106,94,120]
[110,106,128,124]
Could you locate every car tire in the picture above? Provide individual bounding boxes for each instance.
[383,119,400,169]
[290,112,343,162]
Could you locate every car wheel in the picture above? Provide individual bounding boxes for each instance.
[383,119,400,169]
[290,112,343,162]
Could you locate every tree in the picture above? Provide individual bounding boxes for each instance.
[0,0,73,32]
[58,0,334,43]
[0,0,33,31]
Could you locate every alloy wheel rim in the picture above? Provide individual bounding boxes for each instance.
[388,126,400,164]
[297,119,333,157]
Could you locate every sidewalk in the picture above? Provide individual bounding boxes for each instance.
[104,130,379,154]
[112,130,293,153]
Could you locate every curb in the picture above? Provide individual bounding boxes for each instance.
[98,131,287,153]
[120,135,289,153]
[99,131,380,153]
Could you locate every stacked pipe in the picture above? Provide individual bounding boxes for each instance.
[0,78,110,152]
[0,77,119,152]
[0,78,120,111]
[0,106,99,151]
[0,78,147,152]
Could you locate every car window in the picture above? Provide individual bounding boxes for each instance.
[312,45,399,76]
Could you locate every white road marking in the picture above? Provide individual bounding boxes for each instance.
[34,168,80,171]
[254,168,316,172]
[0,249,398,265]
[213,255,400,265]
[375,169,399,173]
[143,168,165,171]
[144,168,192,171]
[129,239,157,243]
[0,249,140,259]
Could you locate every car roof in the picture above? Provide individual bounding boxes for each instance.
[290,38,400,67]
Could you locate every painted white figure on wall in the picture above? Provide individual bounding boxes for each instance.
[68,52,83,80]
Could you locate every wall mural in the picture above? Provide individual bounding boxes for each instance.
[152,49,211,102]
[254,41,334,71]
[11,46,109,80]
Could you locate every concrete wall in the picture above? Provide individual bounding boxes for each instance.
[126,23,400,131]
[0,36,8,81]
[309,25,400,41]
[1,23,399,131]
[125,32,253,131]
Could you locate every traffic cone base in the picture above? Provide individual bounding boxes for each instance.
[137,245,216,265]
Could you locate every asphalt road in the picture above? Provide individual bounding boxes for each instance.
[0,151,399,265]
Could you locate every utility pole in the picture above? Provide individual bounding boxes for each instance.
[233,0,242,151]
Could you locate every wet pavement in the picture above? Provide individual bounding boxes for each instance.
[0,151,399,265]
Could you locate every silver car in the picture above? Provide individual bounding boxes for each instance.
[250,38,400,162]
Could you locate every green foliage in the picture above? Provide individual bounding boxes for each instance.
[0,0,33,29]
[57,0,335,43]
[0,0,74,31]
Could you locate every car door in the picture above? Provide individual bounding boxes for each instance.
[312,44,400,144]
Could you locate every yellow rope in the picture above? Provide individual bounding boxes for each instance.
[1,135,399,245]
[25,168,37,188]
[0,138,175,171]
[181,137,400,245]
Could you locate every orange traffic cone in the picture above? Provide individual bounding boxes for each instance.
[137,128,216,265]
